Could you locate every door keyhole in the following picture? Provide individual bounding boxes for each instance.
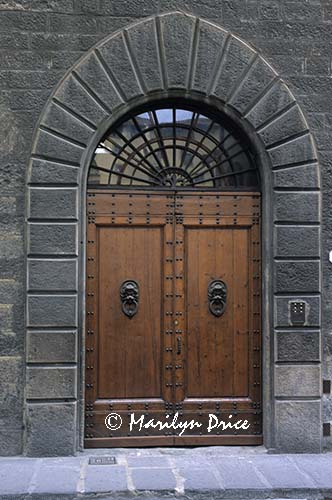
[177,337,182,355]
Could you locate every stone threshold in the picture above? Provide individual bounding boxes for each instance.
[0,447,331,498]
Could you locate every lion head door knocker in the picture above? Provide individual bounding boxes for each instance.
[120,280,139,318]
[208,279,227,317]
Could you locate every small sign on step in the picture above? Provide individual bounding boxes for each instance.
[89,456,117,465]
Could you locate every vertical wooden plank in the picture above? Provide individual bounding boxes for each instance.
[214,227,234,396]
[197,226,217,396]
[163,215,175,404]
[250,204,262,408]
[232,228,250,396]
[85,212,98,405]
[173,197,186,403]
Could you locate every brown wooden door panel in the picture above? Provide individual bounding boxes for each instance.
[174,192,259,217]
[85,189,262,447]
[98,224,163,399]
[87,191,172,216]
[185,226,250,398]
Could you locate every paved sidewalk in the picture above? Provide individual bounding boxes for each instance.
[0,447,332,499]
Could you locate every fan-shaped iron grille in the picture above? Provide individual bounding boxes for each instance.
[88,102,259,189]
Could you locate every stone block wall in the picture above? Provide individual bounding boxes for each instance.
[0,0,331,455]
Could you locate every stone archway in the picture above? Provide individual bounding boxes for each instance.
[25,11,321,456]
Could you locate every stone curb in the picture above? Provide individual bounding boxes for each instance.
[0,492,331,500]
[0,450,332,498]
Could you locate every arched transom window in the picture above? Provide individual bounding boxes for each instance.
[88,101,260,190]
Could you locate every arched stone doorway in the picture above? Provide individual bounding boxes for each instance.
[26,12,321,455]
[85,98,262,447]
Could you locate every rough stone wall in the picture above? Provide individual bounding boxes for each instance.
[0,0,330,455]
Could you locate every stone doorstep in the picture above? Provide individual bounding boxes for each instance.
[0,449,331,497]
[0,496,321,500]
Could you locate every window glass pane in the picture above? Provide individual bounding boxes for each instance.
[176,109,193,123]
[156,108,173,124]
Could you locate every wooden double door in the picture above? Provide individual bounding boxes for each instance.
[85,190,262,447]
